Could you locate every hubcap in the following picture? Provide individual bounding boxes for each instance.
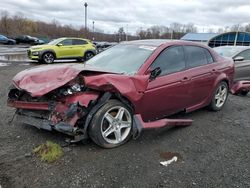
[44,53,54,63]
[215,85,227,108]
[101,106,132,144]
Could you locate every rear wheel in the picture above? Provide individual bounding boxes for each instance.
[42,52,55,64]
[84,52,94,61]
[89,100,133,148]
[208,81,229,111]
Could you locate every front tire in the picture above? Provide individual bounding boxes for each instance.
[42,52,55,64]
[89,100,133,148]
[208,81,229,111]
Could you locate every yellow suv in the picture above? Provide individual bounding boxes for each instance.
[27,37,97,63]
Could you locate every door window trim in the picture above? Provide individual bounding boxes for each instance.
[149,45,187,77]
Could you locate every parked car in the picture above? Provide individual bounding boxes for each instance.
[94,41,117,53]
[27,37,97,63]
[0,34,16,45]
[214,46,250,82]
[7,40,234,148]
[15,35,44,45]
[33,37,45,45]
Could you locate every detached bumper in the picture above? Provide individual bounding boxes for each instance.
[231,80,250,95]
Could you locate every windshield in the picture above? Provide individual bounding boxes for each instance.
[214,47,243,57]
[48,38,62,45]
[86,44,155,75]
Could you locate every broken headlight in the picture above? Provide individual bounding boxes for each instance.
[60,84,84,96]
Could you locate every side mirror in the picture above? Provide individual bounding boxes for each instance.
[149,67,162,81]
[234,56,244,62]
[57,43,63,47]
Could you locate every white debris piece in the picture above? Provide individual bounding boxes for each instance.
[160,156,178,167]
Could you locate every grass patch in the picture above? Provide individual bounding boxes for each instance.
[33,141,63,163]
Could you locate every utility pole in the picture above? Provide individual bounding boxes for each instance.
[84,2,88,30]
[126,24,128,41]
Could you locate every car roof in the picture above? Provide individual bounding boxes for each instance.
[58,37,88,40]
[122,39,206,47]
[123,39,175,47]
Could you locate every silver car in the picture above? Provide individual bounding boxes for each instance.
[214,46,250,81]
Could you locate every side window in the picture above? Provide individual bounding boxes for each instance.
[150,46,186,76]
[73,39,88,45]
[184,46,208,68]
[237,50,250,60]
[204,49,214,63]
[61,39,73,46]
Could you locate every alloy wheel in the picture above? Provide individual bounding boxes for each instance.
[44,53,54,64]
[214,85,228,108]
[101,106,132,145]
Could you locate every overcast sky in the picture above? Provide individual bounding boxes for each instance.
[1,0,250,34]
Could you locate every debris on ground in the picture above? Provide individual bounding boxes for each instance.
[160,156,178,167]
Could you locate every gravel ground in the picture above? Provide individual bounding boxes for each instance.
[0,56,250,188]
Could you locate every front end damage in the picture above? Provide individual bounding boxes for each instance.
[8,88,101,140]
[7,64,193,142]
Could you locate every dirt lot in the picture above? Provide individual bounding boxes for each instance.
[0,48,250,188]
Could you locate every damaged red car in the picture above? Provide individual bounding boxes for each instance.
[8,40,235,148]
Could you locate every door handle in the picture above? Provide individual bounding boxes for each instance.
[211,69,216,74]
[181,77,189,82]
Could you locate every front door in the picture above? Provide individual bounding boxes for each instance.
[56,39,75,58]
[138,45,191,121]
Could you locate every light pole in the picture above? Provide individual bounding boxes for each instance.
[92,21,95,41]
[84,2,88,30]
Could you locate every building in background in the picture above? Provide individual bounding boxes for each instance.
[181,32,250,48]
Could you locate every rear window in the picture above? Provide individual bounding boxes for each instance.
[73,39,88,45]
[184,46,208,68]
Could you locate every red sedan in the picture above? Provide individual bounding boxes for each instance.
[8,40,235,148]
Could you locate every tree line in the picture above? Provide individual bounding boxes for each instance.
[1,10,250,42]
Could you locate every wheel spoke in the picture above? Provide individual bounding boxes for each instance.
[119,121,131,129]
[215,94,220,100]
[105,113,114,124]
[216,98,221,107]
[114,129,122,142]
[116,108,124,120]
[103,125,114,137]
[221,88,227,95]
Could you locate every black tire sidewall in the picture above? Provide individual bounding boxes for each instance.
[89,100,133,148]
[209,81,229,111]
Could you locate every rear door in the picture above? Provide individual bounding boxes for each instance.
[56,39,74,58]
[72,39,88,57]
[139,45,191,121]
[234,49,250,81]
[183,45,216,108]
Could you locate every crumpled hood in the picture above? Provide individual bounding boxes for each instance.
[13,64,150,101]
[13,64,114,97]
